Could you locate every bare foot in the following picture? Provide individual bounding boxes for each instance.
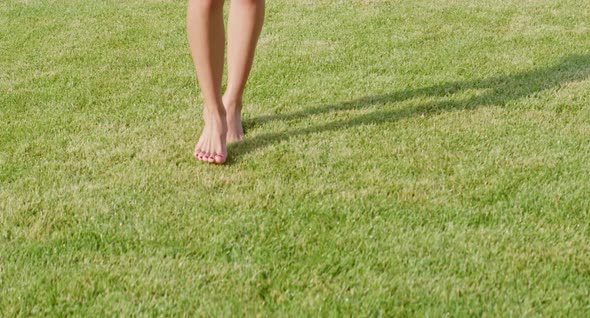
[223,95,244,143]
[194,105,227,164]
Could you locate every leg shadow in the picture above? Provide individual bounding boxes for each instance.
[230,54,590,162]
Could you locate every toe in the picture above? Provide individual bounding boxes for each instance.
[195,141,204,155]
[195,146,204,160]
[213,154,226,164]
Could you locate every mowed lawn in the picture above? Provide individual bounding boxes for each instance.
[1,0,590,315]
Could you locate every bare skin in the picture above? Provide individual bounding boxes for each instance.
[187,0,265,164]
[225,0,265,142]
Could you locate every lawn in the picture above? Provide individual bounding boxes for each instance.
[1,0,590,316]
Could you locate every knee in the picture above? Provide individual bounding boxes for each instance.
[190,0,224,11]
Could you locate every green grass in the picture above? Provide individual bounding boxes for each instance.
[2,0,590,315]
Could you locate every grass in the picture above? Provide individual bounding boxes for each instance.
[1,0,590,316]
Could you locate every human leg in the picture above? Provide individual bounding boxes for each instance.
[187,0,227,163]
[224,0,265,142]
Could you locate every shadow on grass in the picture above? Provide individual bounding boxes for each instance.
[228,54,590,163]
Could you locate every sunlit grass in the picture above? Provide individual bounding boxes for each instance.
[1,0,590,315]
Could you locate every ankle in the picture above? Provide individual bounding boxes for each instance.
[203,105,226,123]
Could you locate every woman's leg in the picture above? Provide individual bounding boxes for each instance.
[224,0,265,142]
[187,0,227,163]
